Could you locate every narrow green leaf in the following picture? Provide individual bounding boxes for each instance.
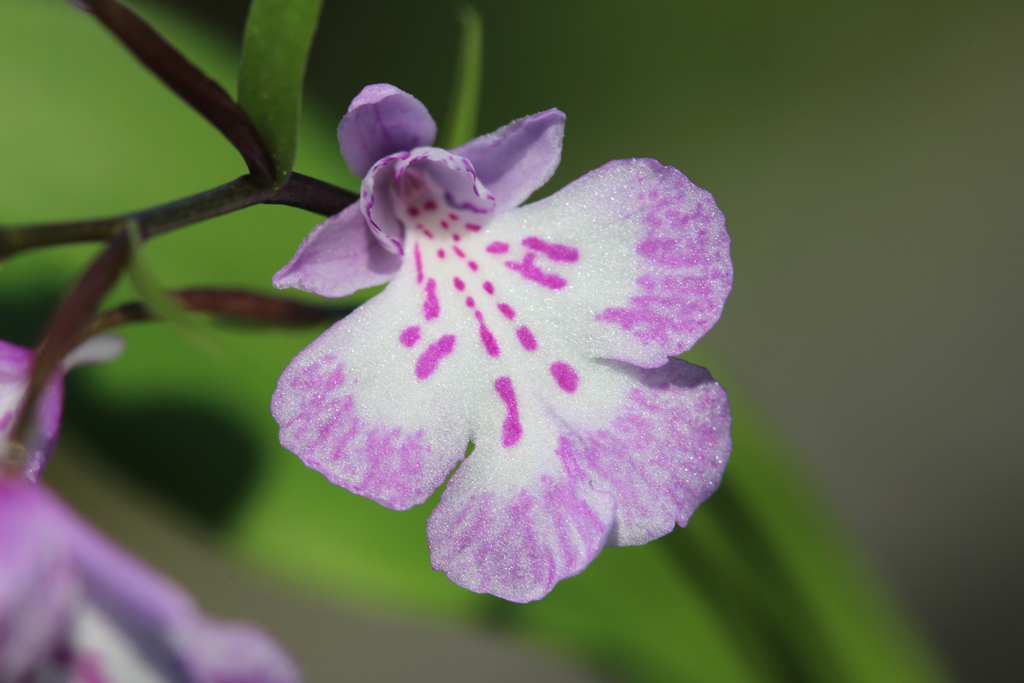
[126,221,217,352]
[442,5,484,149]
[237,0,324,188]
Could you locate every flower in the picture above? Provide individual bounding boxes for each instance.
[272,84,733,602]
[0,335,124,481]
[0,478,299,682]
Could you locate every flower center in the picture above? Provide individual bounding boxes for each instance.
[392,170,486,246]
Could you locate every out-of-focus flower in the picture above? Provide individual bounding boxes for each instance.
[272,84,733,602]
[0,336,124,481]
[0,479,300,683]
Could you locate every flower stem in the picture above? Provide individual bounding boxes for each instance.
[0,173,356,260]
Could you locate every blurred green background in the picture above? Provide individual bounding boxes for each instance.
[1,0,1021,681]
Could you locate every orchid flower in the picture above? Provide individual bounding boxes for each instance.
[0,479,299,683]
[272,84,733,602]
[0,336,124,481]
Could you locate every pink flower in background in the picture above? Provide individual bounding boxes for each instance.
[0,336,124,481]
[272,84,733,602]
[0,479,299,683]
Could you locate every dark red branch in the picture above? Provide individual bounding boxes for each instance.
[77,0,275,183]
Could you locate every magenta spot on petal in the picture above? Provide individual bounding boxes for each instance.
[415,243,423,284]
[453,246,465,258]
[468,261,478,271]
[483,281,494,294]
[453,277,465,291]
[486,242,509,254]
[495,376,522,447]
[465,223,482,232]
[424,278,440,320]
[441,221,450,229]
[475,311,500,357]
[497,303,515,319]
[408,207,420,217]
[505,253,567,289]
[516,326,537,351]
[424,200,438,211]
[466,297,476,307]
[449,213,458,221]
[437,249,446,259]
[415,334,456,380]
[550,361,579,392]
[523,236,580,263]
[453,234,461,242]
[400,326,421,347]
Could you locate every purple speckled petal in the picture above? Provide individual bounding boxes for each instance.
[361,147,496,255]
[478,158,732,369]
[272,266,472,510]
[561,359,730,546]
[426,441,616,603]
[338,84,438,178]
[425,357,728,601]
[0,481,77,682]
[273,202,402,298]
[452,109,565,212]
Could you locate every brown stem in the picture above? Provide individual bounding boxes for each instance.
[1,174,356,259]
[77,0,275,183]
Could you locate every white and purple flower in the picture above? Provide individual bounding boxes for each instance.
[272,84,734,602]
[0,479,299,683]
[1,336,124,481]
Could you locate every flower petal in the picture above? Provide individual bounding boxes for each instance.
[62,334,125,371]
[473,158,731,369]
[0,481,77,682]
[65,489,299,682]
[338,84,437,178]
[452,109,565,212]
[273,202,402,298]
[272,272,472,510]
[361,147,496,255]
[425,357,728,601]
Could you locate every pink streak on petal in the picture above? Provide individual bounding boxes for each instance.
[468,262,478,271]
[550,362,579,392]
[453,234,461,242]
[424,200,438,211]
[453,277,465,291]
[486,242,509,254]
[497,303,516,319]
[424,278,440,320]
[441,221,450,229]
[415,243,423,283]
[494,376,522,447]
[516,326,537,351]
[415,334,456,380]
[474,311,500,357]
[449,213,459,221]
[483,281,494,294]
[522,236,579,263]
[400,326,421,347]
[466,297,476,307]
[453,246,466,258]
[438,249,446,259]
[465,223,482,232]
[505,253,567,289]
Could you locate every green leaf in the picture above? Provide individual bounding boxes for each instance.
[237,0,324,188]
[442,5,484,149]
